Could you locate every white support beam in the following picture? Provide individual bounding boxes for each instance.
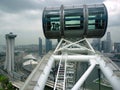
[53,58,62,90]
[54,38,64,54]
[84,38,95,53]
[96,56,120,90]
[54,38,95,54]
[53,55,96,62]
[63,53,67,90]
[34,57,54,90]
[72,60,96,90]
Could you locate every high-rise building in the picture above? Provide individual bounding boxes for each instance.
[114,43,120,53]
[46,39,52,53]
[101,40,107,53]
[92,38,101,51]
[39,37,42,56]
[4,32,17,75]
[106,32,112,52]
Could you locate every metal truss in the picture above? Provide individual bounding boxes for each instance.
[21,38,120,90]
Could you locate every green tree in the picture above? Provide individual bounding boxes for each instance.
[0,75,9,89]
[0,75,15,90]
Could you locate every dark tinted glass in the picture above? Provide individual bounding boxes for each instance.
[64,8,84,30]
[45,10,60,31]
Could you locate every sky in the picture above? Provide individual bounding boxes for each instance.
[0,0,120,45]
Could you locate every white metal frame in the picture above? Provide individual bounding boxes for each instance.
[53,38,120,90]
[53,56,62,90]
[21,38,120,90]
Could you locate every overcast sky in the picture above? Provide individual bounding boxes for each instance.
[0,0,120,45]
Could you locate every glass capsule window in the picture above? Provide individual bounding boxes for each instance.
[88,7,105,30]
[45,10,60,31]
[64,8,84,30]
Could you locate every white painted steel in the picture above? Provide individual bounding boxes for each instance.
[96,56,120,90]
[34,57,54,90]
[63,53,67,90]
[72,60,96,90]
[31,38,120,90]
[58,39,85,50]
[54,38,63,54]
[53,55,95,62]
[55,38,94,53]
[53,57,62,90]
[84,38,95,53]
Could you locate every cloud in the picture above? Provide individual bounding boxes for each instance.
[0,0,120,45]
[0,0,104,13]
[0,7,44,45]
[104,0,120,27]
[0,0,43,13]
[58,0,104,4]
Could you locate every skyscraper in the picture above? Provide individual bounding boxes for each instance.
[92,38,101,51]
[39,37,42,56]
[101,40,107,53]
[106,32,112,52]
[114,43,120,53]
[46,39,52,53]
[4,32,17,75]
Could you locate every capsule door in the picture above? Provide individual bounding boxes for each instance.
[43,8,61,39]
[64,7,84,38]
[86,4,108,38]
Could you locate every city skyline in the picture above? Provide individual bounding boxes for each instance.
[0,0,120,45]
